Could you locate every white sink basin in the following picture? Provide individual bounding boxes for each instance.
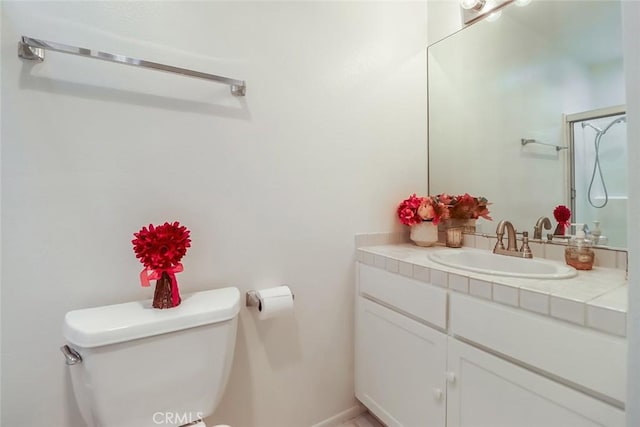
[428,249,577,279]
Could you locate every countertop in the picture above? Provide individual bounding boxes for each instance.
[357,243,628,337]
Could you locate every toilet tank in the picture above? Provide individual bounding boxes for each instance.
[63,287,240,427]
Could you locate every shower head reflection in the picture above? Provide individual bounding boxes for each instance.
[581,115,626,135]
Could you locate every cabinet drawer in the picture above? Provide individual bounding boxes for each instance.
[450,293,627,405]
[358,263,447,329]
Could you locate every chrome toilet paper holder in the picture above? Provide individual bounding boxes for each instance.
[246,289,295,308]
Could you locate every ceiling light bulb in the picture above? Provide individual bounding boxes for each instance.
[483,0,502,21]
[460,0,485,10]
[485,9,502,21]
[514,0,532,6]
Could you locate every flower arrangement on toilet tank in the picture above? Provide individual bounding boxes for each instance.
[397,193,491,226]
[132,221,191,309]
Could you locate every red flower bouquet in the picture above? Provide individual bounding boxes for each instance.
[132,221,191,309]
[398,193,491,226]
[398,193,450,226]
[553,205,571,235]
[447,193,492,221]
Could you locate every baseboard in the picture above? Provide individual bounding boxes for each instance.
[311,403,367,427]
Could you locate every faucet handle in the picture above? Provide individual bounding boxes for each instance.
[520,231,533,258]
[494,222,506,251]
[494,231,505,251]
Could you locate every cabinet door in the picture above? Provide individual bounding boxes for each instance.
[446,338,625,427]
[356,297,447,427]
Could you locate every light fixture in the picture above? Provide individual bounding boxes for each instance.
[460,0,486,11]
[485,9,502,21]
[485,0,502,21]
[514,0,532,6]
[461,0,507,24]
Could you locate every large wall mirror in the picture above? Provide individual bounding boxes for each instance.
[428,0,626,248]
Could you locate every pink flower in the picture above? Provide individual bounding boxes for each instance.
[418,201,436,221]
[397,194,426,226]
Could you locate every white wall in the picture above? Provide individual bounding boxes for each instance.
[0,2,428,426]
[622,1,640,425]
[426,0,464,45]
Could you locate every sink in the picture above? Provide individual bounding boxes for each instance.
[428,249,577,279]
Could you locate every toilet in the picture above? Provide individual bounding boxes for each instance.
[61,287,240,427]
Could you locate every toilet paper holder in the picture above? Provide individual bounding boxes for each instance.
[246,289,295,308]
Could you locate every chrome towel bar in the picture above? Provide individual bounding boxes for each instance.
[18,36,246,96]
[521,138,568,152]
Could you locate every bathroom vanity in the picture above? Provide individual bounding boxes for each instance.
[355,243,627,427]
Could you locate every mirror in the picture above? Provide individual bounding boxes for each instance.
[427,0,626,247]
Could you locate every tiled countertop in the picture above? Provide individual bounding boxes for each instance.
[357,243,628,337]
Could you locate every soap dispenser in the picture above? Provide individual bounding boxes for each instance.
[592,221,602,242]
[565,223,595,270]
[591,220,608,245]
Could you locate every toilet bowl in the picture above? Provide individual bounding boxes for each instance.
[62,287,240,427]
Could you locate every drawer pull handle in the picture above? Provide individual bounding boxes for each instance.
[447,372,457,384]
[433,388,443,401]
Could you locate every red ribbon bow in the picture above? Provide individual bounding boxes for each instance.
[139,263,184,307]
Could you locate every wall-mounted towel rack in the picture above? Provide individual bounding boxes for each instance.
[521,138,568,152]
[18,36,246,96]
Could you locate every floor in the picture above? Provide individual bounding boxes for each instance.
[339,412,385,427]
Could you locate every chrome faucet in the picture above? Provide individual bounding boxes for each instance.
[493,220,533,258]
[533,216,552,240]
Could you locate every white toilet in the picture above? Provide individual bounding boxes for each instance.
[62,287,240,427]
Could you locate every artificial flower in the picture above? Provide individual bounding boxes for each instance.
[132,221,191,270]
[397,194,425,226]
[398,193,491,226]
[553,204,571,226]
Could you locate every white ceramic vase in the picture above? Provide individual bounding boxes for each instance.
[410,221,439,247]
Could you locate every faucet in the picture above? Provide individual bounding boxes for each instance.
[493,220,533,258]
[533,216,552,240]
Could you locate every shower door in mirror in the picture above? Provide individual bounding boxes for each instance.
[568,107,627,248]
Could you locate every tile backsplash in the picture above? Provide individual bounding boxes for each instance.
[471,233,628,272]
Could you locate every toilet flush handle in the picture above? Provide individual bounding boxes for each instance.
[60,345,82,365]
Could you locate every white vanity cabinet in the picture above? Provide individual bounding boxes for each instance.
[447,338,625,427]
[355,263,448,427]
[356,298,447,427]
[355,262,626,427]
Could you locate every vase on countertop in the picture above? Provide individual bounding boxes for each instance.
[410,221,439,247]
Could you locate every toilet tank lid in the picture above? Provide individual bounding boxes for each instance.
[63,287,240,348]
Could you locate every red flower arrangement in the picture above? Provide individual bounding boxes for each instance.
[553,205,571,235]
[132,221,191,309]
[397,193,451,226]
[447,193,492,221]
[397,193,491,226]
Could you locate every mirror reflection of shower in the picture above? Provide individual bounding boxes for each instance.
[571,110,627,248]
[581,115,626,208]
